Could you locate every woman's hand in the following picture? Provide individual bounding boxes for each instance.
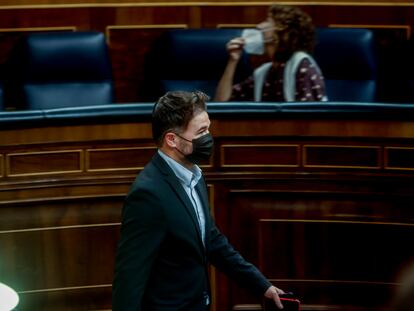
[226,37,245,62]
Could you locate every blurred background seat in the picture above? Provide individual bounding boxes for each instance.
[0,83,4,110]
[314,28,377,102]
[4,31,113,110]
[395,35,414,103]
[143,28,252,100]
[0,64,4,110]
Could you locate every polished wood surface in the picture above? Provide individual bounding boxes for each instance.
[1,109,414,310]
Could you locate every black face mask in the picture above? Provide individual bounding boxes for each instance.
[176,133,214,164]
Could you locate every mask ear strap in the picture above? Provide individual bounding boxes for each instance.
[175,146,187,157]
[175,133,192,143]
[173,133,191,158]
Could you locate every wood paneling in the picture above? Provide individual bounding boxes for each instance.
[259,219,414,280]
[385,147,414,170]
[220,144,300,168]
[1,224,120,289]
[17,286,112,311]
[86,146,156,171]
[217,141,414,172]
[0,196,123,310]
[0,197,123,230]
[221,189,414,309]
[107,24,188,102]
[259,218,413,308]
[6,150,83,177]
[0,154,3,177]
[2,115,414,310]
[303,145,381,169]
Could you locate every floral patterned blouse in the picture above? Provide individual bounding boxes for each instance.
[230,58,327,102]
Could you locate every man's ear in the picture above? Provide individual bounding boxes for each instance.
[164,132,176,148]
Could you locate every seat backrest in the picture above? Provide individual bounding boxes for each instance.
[396,36,414,103]
[0,83,4,110]
[0,64,4,110]
[143,28,252,100]
[314,28,377,102]
[7,31,113,109]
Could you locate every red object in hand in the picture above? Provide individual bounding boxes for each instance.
[263,297,300,311]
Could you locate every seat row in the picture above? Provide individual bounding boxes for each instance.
[143,27,378,103]
[0,27,411,111]
[0,31,113,111]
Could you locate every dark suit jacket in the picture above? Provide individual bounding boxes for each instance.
[112,152,271,311]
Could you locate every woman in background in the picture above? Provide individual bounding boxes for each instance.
[215,4,327,102]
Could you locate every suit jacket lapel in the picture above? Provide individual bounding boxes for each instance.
[152,153,205,249]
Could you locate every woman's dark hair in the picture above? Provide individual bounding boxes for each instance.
[152,90,209,146]
[268,5,315,62]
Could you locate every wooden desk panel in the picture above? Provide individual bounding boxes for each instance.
[1,114,414,310]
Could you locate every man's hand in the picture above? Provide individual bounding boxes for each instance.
[264,285,285,309]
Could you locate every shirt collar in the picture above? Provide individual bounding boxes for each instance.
[158,149,202,187]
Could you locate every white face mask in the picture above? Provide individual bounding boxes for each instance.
[241,28,265,55]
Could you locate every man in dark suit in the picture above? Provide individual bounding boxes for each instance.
[112,91,285,311]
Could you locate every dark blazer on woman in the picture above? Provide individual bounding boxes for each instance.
[112,152,271,311]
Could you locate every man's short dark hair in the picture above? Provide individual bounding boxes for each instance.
[152,90,209,146]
